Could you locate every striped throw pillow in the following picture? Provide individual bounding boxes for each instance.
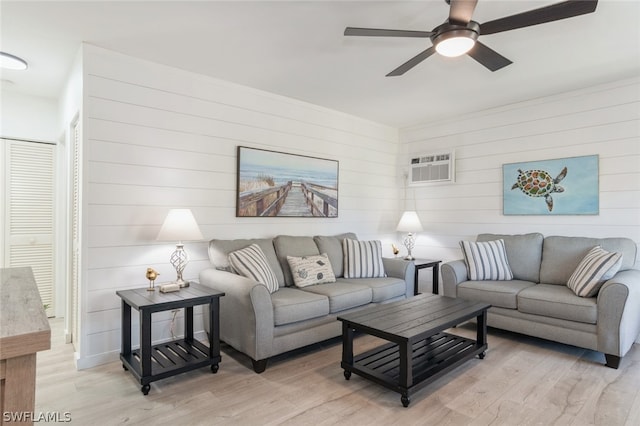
[460,239,513,281]
[567,246,622,297]
[228,244,279,293]
[343,239,386,278]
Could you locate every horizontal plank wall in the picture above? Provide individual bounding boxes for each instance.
[400,76,640,278]
[78,45,399,368]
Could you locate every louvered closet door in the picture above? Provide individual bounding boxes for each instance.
[3,139,56,317]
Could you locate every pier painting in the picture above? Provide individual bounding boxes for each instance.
[237,146,339,217]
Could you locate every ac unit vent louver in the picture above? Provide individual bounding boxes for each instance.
[409,151,455,185]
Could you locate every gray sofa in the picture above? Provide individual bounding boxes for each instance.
[199,233,415,373]
[442,233,640,368]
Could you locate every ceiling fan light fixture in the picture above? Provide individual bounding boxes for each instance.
[436,36,476,57]
[434,29,478,57]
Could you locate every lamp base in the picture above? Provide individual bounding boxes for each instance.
[402,233,417,261]
[174,278,190,288]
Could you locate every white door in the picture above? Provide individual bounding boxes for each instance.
[2,139,56,317]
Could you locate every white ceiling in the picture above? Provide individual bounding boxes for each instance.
[1,0,639,128]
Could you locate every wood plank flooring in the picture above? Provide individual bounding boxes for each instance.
[35,318,639,425]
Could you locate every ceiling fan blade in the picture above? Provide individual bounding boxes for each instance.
[386,46,436,77]
[449,0,478,25]
[467,41,512,72]
[480,0,598,35]
[344,27,433,38]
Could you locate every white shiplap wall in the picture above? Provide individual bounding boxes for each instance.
[78,45,400,368]
[400,77,640,288]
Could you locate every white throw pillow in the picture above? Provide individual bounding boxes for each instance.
[567,246,622,297]
[460,239,513,281]
[228,244,279,293]
[287,253,336,288]
[343,238,386,278]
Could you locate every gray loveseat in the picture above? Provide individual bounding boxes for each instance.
[199,233,415,373]
[442,233,640,368]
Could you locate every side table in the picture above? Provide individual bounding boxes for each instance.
[117,283,224,395]
[412,259,442,295]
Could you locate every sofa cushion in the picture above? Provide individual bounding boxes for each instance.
[458,280,536,309]
[271,287,330,326]
[228,244,280,293]
[541,236,636,285]
[460,239,513,281]
[339,277,406,303]
[209,238,285,286]
[313,233,357,278]
[517,284,597,324]
[477,233,543,283]
[343,239,386,278]
[567,246,623,297]
[301,281,372,313]
[287,253,336,288]
[274,236,320,287]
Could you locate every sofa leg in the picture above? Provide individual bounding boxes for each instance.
[605,354,621,369]
[252,358,268,373]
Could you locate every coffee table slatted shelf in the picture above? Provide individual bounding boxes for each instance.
[350,332,483,394]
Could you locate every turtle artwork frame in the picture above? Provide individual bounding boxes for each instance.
[503,155,599,215]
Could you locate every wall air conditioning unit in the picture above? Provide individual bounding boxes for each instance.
[408,150,455,185]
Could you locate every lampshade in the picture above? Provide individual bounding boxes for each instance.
[396,211,424,233]
[156,209,203,242]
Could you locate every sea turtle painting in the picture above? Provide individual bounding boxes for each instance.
[511,166,568,212]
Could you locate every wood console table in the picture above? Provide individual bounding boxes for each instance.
[1,267,51,426]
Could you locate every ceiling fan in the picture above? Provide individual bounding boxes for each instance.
[344,0,598,76]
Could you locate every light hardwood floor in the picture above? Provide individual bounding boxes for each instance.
[35,318,639,425]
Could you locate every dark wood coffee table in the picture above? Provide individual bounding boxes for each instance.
[338,294,490,407]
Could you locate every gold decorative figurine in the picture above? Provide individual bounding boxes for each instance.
[146,268,160,291]
[392,244,400,257]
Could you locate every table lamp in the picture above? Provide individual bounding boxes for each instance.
[156,209,203,287]
[396,211,423,260]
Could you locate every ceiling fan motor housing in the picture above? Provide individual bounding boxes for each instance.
[431,21,480,46]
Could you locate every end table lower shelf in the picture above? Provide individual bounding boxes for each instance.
[121,338,220,393]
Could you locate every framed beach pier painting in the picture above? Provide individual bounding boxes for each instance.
[236,146,339,217]
[503,155,599,215]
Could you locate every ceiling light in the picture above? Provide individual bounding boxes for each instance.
[433,26,478,58]
[436,36,476,57]
[0,52,28,70]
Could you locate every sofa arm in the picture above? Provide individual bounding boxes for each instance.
[597,269,640,358]
[383,257,415,297]
[441,259,468,298]
[199,268,275,361]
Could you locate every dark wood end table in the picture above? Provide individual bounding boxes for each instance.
[117,283,224,395]
[412,259,442,295]
[338,294,490,407]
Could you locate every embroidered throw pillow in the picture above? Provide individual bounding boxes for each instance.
[343,238,386,278]
[567,246,623,297]
[460,239,513,281]
[228,244,279,293]
[286,253,336,288]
